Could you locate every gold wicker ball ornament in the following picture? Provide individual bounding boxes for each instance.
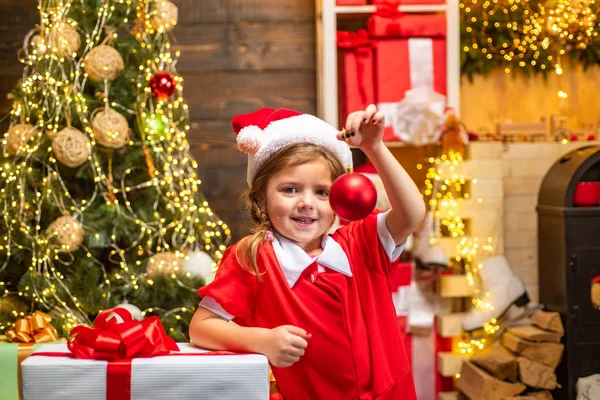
[91,107,130,149]
[30,35,47,55]
[151,0,178,32]
[6,123,37,155]
[47,215,85,252]
[147,252,179,276]
[47,24,81,57]
[84,45,124,82]
[52,127,91,168]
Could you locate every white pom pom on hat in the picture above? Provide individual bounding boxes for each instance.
[232,108,353,186]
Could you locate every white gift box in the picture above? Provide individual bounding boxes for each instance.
[21,343,270,400]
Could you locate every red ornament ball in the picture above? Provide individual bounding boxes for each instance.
[150,72,176,99]
[330,173,377,221]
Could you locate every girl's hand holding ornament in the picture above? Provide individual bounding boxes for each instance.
[330,105,386,221]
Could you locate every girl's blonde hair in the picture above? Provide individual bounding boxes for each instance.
[235,142,346,277]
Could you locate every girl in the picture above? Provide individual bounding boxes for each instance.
[190,105,425,399]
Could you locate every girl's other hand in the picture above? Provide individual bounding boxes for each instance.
[262,325,311,368]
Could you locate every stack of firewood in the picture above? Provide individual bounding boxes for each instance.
[455,310,564,400]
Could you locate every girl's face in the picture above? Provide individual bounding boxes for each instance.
[265,159,335,254]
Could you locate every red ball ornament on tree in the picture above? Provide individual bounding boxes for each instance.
[150,72,176,99]
[330,172,377,221]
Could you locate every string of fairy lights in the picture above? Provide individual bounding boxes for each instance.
[461,0,599,74]
[462,0,600,109]
[418,151,499,357]
[0,0,229,334]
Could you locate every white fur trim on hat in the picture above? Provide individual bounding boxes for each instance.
[246,114,352,185]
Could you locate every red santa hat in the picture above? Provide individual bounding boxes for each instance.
[232,108,353,186]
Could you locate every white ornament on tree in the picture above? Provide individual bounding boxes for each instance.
[115,302,143,321]
[183,250,215,279]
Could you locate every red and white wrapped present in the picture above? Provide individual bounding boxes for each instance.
[20,308,269,400]
[337,29,376,128]
[367,3,447,142]
[391,263,454,400]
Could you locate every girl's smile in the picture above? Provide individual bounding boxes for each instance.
[265,160,335,255]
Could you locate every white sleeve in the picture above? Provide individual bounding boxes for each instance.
[199,296,235,321]
[377,209,406,262]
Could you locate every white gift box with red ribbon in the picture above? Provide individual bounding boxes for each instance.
[21,343,269,400]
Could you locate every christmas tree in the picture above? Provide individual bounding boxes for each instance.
[0,0,230,341]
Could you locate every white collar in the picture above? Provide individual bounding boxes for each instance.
[271,233,352,288]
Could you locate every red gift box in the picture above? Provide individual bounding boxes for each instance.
[337,29,376,128]
[367,9,447,141]
[373,0,444,6]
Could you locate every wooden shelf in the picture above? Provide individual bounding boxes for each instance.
[335,4,448,14]
[316,0,461,126]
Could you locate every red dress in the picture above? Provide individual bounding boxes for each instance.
[197,213,417,400]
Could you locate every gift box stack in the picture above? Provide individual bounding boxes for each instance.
[19,307,270,400]
[0,311,65,400]
[391,262,455,399]
[337,1,448,144]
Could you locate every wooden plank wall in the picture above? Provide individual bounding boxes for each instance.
[0,0,317,242]
[461,59,600,136]
[174,0,317,241]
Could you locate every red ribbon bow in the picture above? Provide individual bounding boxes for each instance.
[374,1,404,18]
[68,307,179,361]
[337,29,373,49]
[337,29,375,105]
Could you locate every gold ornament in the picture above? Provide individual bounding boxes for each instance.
[47,215,85,252]
[30,35,47,55]
[6,123,36,155]
[47,23,81,57]
[52,127,91,168]
[147,251,179,276]
[151,0,178,32]
[84,45,124,82]
[91,107,130,149]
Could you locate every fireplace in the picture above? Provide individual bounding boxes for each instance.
[537,145,600,400]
